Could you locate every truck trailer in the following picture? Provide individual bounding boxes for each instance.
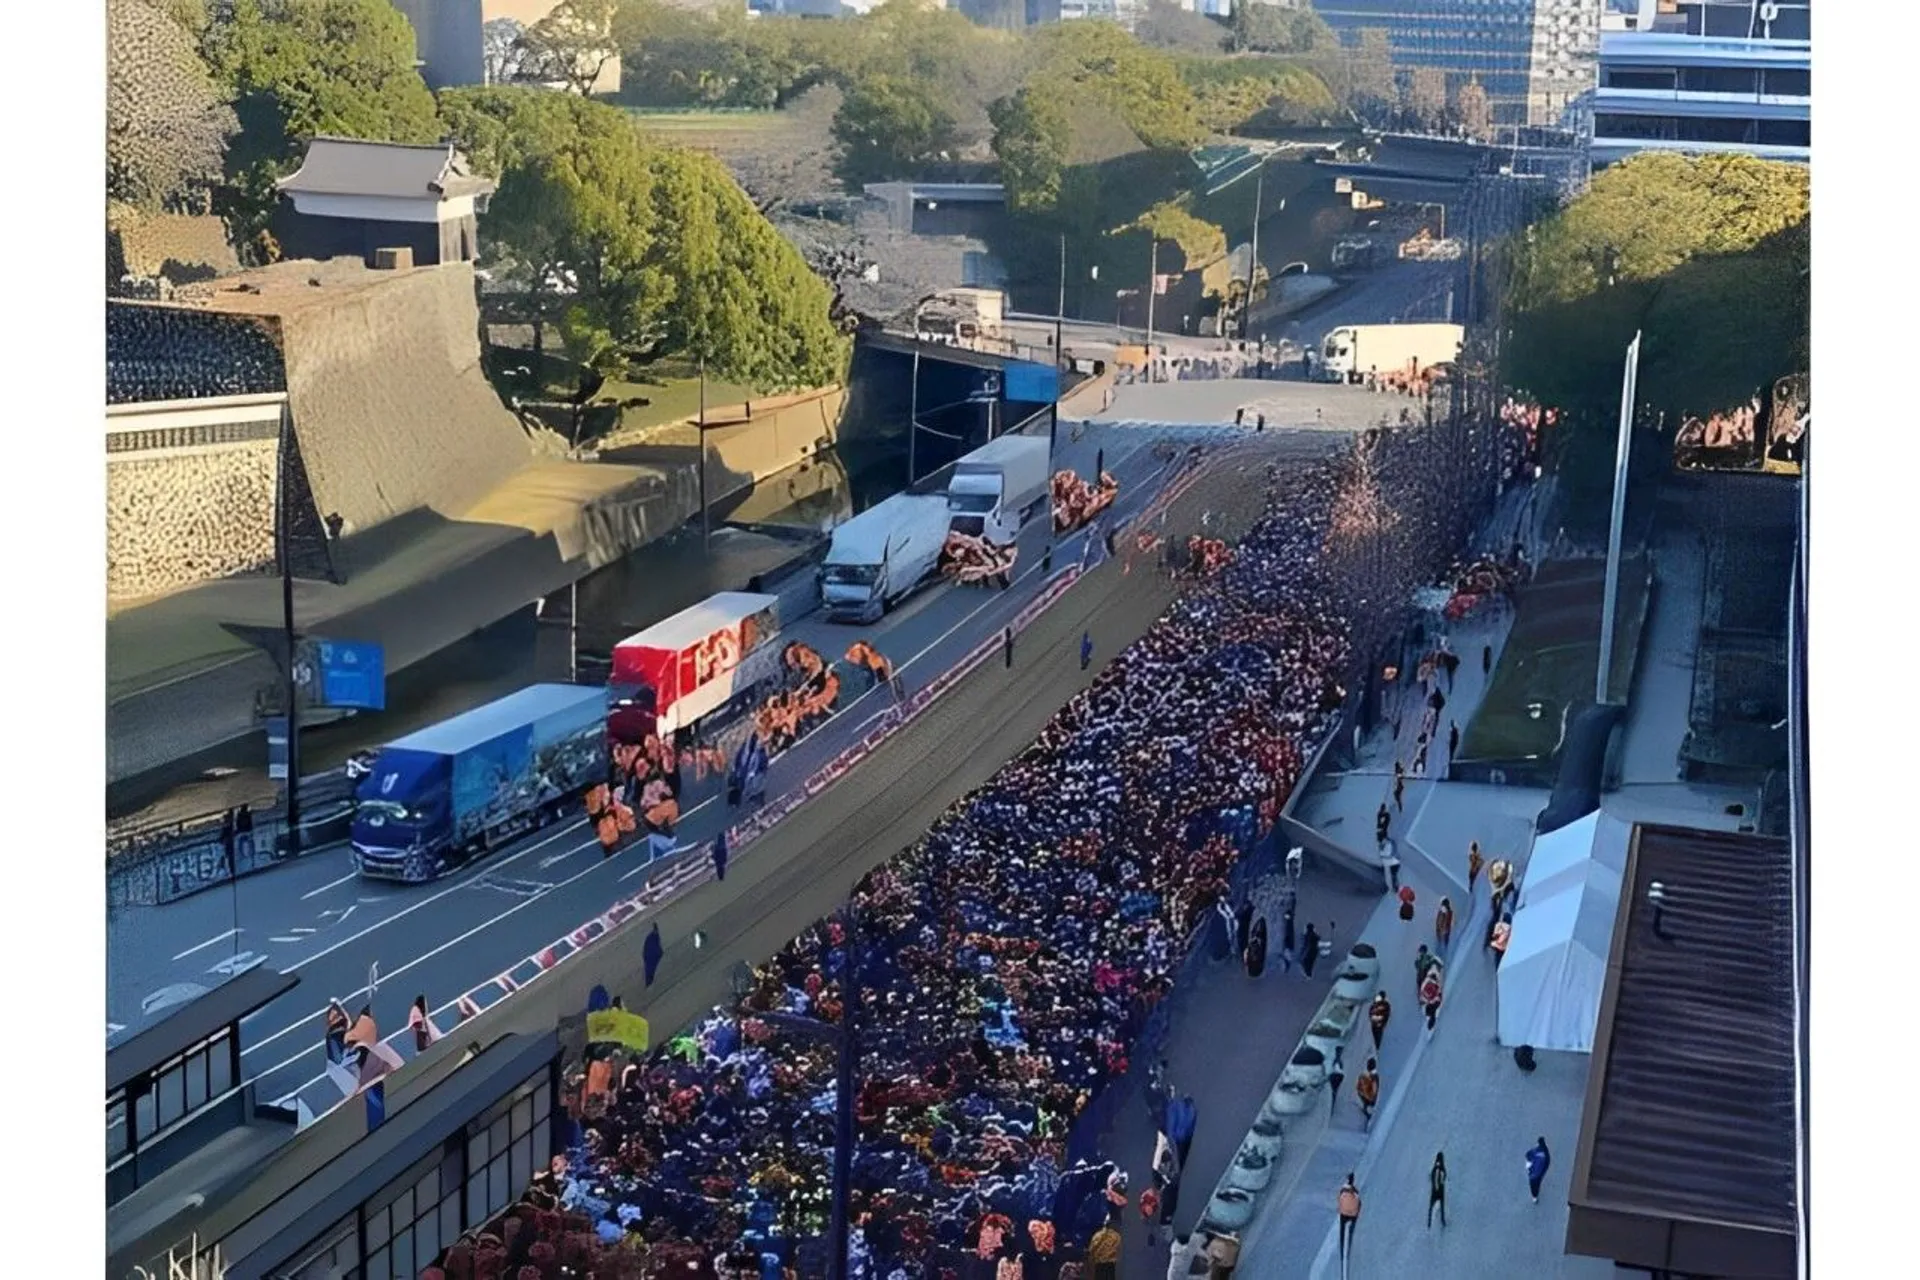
[351,683,609,882]
[608,591,781,744]
[1318,323,1464,385]
[821,493,952,623]
[947,434,1052,543]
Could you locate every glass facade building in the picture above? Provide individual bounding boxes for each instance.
[1593,1,1810,164]
[1309,0,1603,128]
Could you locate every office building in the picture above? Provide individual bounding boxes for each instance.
[1593,1,1810,163]
[1309,0,1603,129]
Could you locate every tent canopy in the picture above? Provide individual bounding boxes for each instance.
[1522,810,1631,908]
[1497,859,1624,1052]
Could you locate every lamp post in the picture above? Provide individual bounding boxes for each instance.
[1144,238,1159,383]
[698,354,710,549]
[276,405,302,856]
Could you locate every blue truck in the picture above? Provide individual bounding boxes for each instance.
[351,684,610,882]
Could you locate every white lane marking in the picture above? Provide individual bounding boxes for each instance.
[300,870,361,900]
[172,929,239,962]
[107,1022,126,1037]
[289,927,317,936]
[208,952,267,977]
[248,845,624,1086]
[318,905,357,928]
[269,936,309,945]
[238,819,588,1057]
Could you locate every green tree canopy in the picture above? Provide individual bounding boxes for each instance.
[439,88,845,390]
[830,75,958,189]
[1503,154,1809,534]
[108,0,236,211]
[1230,1,1337,55]
[519,0,619,96]
[1182,56,1338,133]
[988,84,1075,214]
[1135,1,1229,54]
[1025,20,1204,151]
[204,0,440,248]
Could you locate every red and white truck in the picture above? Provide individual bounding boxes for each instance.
[608,591,782,744]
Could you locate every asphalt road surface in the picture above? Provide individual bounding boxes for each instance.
[106,420,1349,1120]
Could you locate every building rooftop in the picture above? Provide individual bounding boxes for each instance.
[275,137,497,202]
[1570,823,1800,1278]
[162,257,462,317]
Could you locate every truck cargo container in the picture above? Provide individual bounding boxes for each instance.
[947,434,1051,542]
[821,493,952,624]
[1318,323,1464,385]
[352,684,609,882]
[608,592,782,744]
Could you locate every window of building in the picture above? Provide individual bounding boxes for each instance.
[1756,117,1812,146]
[1604,68,1679,90]
[1763,68,1811,96]
[366,1147,463,1280]
[1679,65,1761,94]
[463,1072,552,1230]
[273,1212,360,1280]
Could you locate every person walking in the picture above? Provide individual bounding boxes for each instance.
[1482,643,1493,675]
[1004,625,1015,669]
[1300,921,1323,978]
[1435,896,1454,950]
[711,827,730,882]
[1448,720,1460,760]
[1086,1213,1122,1280]
[1467,842,1484,894]
[1376,804,1392,851]
[1327,1045,1347,1115]
[1427,1153,1448,1228]
[1367,991,1391,1052]
[1392,768,1406,812]
[409,994,437,1054]
[1080,630,1094,672]
[1526,1137,1552,1204]
[1279,907,1296,974]
[1413,943,1439,995]
[1165,1094,1199,1171]
[643,922,664,987]
[1420,966,1444,1036]
[1355,1059,1381,1129]
[1412,734,1429,776]
[1336,1174,1362,1263]
[1139,1181,1162,1244]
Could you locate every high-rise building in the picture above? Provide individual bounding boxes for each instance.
[1592,0,1810,164]
[1308,1,1604,129]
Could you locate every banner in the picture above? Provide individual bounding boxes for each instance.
[1762,373,1808,476]
[586,1008,652,1053]
[1672,375,1807,476]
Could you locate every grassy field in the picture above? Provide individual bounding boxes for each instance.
[1457,557,1651,767]
[485,345,760,441]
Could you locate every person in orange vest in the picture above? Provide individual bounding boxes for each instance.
[1468,842,1484,893]
[1355,1058,1381,1129]
[1337,1173,1363,1262]
[1397,883,1417,921]
[1491,913,1513,965]
[1367,991,1391,1052]
[1435,896,1455,950]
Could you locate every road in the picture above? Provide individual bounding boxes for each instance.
[106,418,1350,1121]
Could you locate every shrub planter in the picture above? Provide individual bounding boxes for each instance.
[1332,966,1375,1003]
[1201,1187,1258,1232]
[1304,1018,1350,1062]
[1267,1078,1316,1116]
[1242,1118,1285,1161]
[1225,1147,1276,1193]
[1279,1044,1327,1091]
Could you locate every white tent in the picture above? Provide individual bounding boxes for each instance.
[1496,860,1624,1052]
[1520,810,1632,908]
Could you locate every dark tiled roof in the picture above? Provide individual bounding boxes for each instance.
[276,137,496,201]
[1581,824,1799,1236]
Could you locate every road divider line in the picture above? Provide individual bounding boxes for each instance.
[300,870,360,900]
[172,929,239,962]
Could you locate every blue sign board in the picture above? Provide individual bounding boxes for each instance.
[316,640,386,711]
[1003,360,1060,406]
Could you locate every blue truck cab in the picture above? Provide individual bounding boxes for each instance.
[351,684,610,882]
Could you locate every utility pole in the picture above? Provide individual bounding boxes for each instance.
[698,354,710,549]
[276,406,302,856]
[908,346,920,487]
[1144,238,1159,384]
[1596,331,1641,705]
[1243,166,1264,339]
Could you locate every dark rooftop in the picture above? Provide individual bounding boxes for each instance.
[276,137,497,202]
[1571,823,1800,1278]
[107,967,299,1095]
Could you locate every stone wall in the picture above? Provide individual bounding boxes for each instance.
[107,440,279,605]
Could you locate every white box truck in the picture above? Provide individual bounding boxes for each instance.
[947,434,1051,543]
[1318,323,1464,384]
[820,493,953,623]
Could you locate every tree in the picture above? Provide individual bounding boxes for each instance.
[1135,1,1229,55]
[482,17,531,85]
[439,88,846,391]
[1453,76,1492,141]
[1402,66,1447,133]
[107,0,236,211]
[830,76,958,189]
[1231,2,1335,55]
[205,0,441,246]
[1027,19,1204,151]
[1345,28,1395,122]
[1184,57,1338,133]
[520,0,620,97]
[989,85,1073,214]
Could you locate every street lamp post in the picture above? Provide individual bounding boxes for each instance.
[1144,239,1159,383]
[698,354,710,549]
[276,405,302,856]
